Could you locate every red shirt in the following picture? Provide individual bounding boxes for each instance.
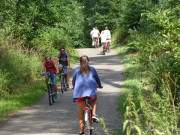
[44,60,57,73]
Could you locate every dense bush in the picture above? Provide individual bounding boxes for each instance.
[0,0,85,97]
[0,0,179,134]
[0,43,41,96]
[120,1,180,134]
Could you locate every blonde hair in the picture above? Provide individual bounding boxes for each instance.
[80,55,90,74]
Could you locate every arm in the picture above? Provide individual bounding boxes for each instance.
[72,69,77,89]
[92,68,103,88]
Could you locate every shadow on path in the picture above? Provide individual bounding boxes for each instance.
[0,48,124,135]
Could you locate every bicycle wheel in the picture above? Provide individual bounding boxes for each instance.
[47,84,53,105]
[52,91,57,103]
[63,78,67,91]
[60,74,64,94]
[84,111,93,135]
[84,128,92,135]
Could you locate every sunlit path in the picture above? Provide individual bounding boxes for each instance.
[0,48,123,135]
[76,48,124,134]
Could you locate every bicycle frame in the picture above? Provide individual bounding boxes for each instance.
[59,66,67,93]
[42,72,56,105]
[83,98,93,135]
[93,37,99,48]
[102,41,110,55]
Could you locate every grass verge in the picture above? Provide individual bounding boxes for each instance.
[0,81,45,121]
[114,46,141,135]
[0,48,78,122]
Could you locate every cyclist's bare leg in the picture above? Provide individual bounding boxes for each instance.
[102,42,107,53]
[103,43,105,52]
[92,38,96,48]
[45,77,49,89]
[96,38,99,48]
[65,74,69,88]
[52,85,58,92]
[93,37,98,48]
[92,102,97,117]
[77,102,85,133]
[94,38,97,48]
[107,42,110,52]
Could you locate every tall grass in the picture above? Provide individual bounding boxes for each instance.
[0,45,41,95]
[0,37,78,121]
[0,38,45,120]
[116,44,179,135]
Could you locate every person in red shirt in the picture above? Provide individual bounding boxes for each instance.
[43,57,58,91]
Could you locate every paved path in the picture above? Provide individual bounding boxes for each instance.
[0,48,123,135]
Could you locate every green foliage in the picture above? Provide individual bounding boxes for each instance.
[120,1,180,135]
[0,70,10,96]
[0,43,41,96]
[1,0,85,48]
[112,27,128,46]
[0,81,45,120]
[0,0,179,133]
[0,0,84,99]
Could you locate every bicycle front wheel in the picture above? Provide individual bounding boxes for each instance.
[61,75,67,93]
[84,126,93,135]
[84,111,93,135]
[47,84,53,105]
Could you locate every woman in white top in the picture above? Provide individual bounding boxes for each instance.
[103,26,111,52]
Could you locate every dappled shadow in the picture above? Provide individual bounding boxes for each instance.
[0,92,78,135]
[0,48,125,135]
[97,68,123,89]
[0,91,124,135]
[89,54,123,66]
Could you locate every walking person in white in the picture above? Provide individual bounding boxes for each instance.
[90,27,100,48]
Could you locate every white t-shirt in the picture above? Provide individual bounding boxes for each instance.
[100,31,107,43]
[103,29,111,40]
[90,29,100,38]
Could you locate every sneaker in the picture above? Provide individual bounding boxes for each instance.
[79,132,85,135]
[92,115,99,123]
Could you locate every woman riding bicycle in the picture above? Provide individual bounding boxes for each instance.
[72,55,103,135]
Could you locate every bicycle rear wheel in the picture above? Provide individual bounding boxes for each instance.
[60,75,64,94]
[61,75,67,93]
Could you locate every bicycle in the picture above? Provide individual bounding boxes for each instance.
[92,37,99,48]
[41,72,57,105]
[59,65,68,94]
[102,39,110,55]
[83,97,95,135]
[102,42,108,55]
